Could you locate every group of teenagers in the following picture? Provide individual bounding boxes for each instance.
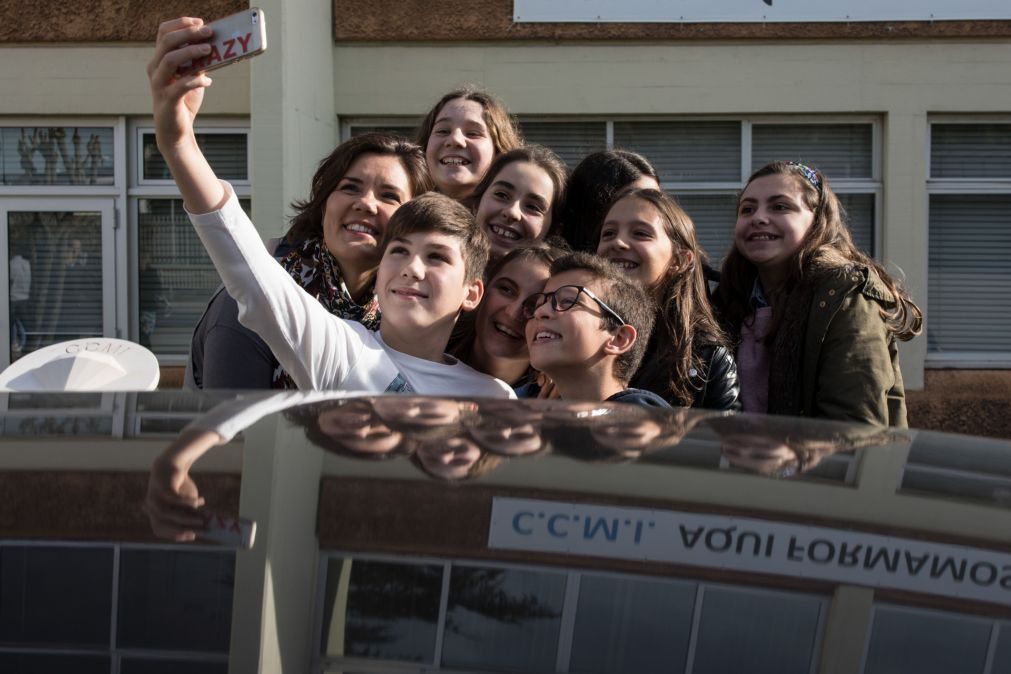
[152,17,924,429]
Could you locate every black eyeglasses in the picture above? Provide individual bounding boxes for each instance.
[521,285,626,326]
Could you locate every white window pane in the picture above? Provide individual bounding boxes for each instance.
[9,210,103,362]
[614,121,741,182]
[752,123,873,179]
[1,126,114,186]
[864,607,992,674]
[137,198,249,355]
[928,194,1011,353]
[931,124,1011,179]
[520,121,607,170]
[143,132,248,181]
[691,588,822,674]
[569,575,696,674]
[441,566,565,672]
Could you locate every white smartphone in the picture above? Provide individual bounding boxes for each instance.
[196,511,257,549]
[179,8,267,75]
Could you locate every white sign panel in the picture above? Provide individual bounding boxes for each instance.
[488,498,1011,607]
[513,1,1011,23]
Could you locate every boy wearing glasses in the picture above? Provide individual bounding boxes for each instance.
[523,252,670,408]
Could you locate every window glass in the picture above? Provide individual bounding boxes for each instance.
[117,549,234,652]
[142,132,248,181]
[670,192,737,265]
[838,192,875,256]
[120,659,227,674]
[569,575,697,674]
[8,210,103,363]
[0,126,114,186]
[441,565,565,672]
[0,653,110,673]
[520,121,607,171]
[864,606,992,674]
[931,124,1011,179]
[137,198,249,355]
[992,622,1011,674]
[0,545,113,646]
[927,194,1011,354]
[752,124,873,179]
[691,587,822,674]
[320,558,442,662]
[614,121,741,182]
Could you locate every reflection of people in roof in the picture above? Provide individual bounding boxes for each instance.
[145,391,405,542]
[708,414,909,478]
[465,399,545,456]
[411,434,502,481]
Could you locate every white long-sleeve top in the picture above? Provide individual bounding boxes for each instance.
[187,183,513,399]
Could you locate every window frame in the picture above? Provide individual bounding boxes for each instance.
[925,116,1011,368]
[343,114,882,257]
[128,119,251,364]
[312,550,829,674]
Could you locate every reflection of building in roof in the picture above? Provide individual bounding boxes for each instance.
[2,394,1010,671]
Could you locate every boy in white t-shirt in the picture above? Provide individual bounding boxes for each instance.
[147,16,512,399]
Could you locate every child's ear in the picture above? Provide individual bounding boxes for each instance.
[669,249,696,275]
[461,277,484,313]
[603,324,637,356]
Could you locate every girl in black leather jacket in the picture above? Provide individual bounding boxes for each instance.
[596,188,741,410]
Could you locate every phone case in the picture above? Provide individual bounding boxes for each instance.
[180,8,267,75]
[197,511,257,549]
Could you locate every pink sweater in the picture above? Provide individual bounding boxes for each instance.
[737,307,773,413]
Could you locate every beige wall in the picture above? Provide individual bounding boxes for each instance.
[0,46,250,116]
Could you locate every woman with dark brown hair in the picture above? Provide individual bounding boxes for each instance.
[187,132,432,389]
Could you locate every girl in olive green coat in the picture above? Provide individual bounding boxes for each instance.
[717,162,922,427]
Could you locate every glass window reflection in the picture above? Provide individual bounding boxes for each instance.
[321,558,441,662]
[0,545,113,646]
[864,606,992,674]
[117,549,234,652]
[441,565,565,672]
[691,587,822,674]
[569,575,696,674]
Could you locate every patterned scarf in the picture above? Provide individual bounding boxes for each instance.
[270,236,381,389]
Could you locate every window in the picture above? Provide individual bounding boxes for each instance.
[131,124,251,361]
[345,117,879,264]
[0,543,233,672]
[315,553,828,673]
[927,122,1011,366]
[864,605,999,674]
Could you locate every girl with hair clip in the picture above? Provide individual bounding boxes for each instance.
[465,145,568,262]
[718,161,923,427]
[187,132,432,389]
[597,188,740,410]
[451,240,569,397]
[559,149,660,252]
[415,86,523,201]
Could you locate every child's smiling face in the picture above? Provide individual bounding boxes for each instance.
[475,160,555,260]
[597,195,676,288]
[376,231,482,342]
[425,97,496,199]
[524,269,619,377]
[735,173,816,288]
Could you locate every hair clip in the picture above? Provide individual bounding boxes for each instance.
[786,161,822,193]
